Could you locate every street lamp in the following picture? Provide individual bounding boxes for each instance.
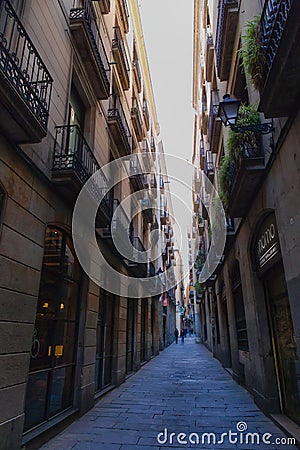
[218,94,273,135]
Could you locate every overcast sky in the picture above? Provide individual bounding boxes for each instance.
[139,0,195,278]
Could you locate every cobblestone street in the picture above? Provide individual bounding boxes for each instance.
[40,339,296,450]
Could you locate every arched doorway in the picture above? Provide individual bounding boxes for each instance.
[24,226,81,431]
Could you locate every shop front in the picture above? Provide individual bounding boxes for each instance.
[253,212,300,424]
[23,226,81,434]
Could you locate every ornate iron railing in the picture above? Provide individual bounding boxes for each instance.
[70,0,110,91]
[143,99,150,127]
[260,0,292,74]
[150,135,156,153]
[119,0,129,31]
[229,142,263,193]
[215,0,238,70]
[108,93,131,151]
[112,25,130,73]
[208,89,220,141]
[133,57,141,87]
[53,124,100,184]
[0,0,53,129]
[131,97,143,129]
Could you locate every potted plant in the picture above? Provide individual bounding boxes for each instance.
[239,16,265,90]
[218,104,261,210]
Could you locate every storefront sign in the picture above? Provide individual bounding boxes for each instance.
[254,213,281,276]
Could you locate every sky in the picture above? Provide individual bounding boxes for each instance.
[139,0,195,277]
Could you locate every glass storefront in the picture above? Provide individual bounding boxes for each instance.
[24,226,80,432]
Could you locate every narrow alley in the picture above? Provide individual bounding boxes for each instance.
[39,339,296,450]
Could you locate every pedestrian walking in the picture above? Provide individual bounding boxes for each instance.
[174,328,179,344]
[180,329,184,344]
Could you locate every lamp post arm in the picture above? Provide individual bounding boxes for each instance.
[230,122,274,135]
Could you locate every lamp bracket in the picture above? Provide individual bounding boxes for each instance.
[230,122,274,135]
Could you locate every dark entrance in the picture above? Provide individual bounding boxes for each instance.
[126,298,136,374]
[264,262,300,424]
[95,290,115,391]
[140,298,147,362]
[254,212,300,424]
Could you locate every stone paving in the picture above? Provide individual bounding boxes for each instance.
[40,338,297,449]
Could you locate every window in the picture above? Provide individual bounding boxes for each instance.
[232,262,249,351]
[24,226,81,432]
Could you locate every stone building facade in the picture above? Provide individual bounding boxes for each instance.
[192,0,300,432]
[0,0,176,448]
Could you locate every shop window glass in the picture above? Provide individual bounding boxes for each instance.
[24,226,81,432]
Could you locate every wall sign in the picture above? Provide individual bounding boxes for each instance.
[254,213,281,276]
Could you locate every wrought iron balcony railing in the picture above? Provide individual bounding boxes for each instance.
[208,90,221,150]
[228,142,265,217]
[205,28,214,82]
[112,26,130,90]
[215,0,239,81]
[260,0,291,75]
[70,0,110,98]
[108,93,131,155]
[150,135,156,153]
[133,57,142,92]
[259,0,300,117]
[0,0,53,142]
[131,97,144,141]
[143,100,150,131]
[118,0,129,33]
[52,124,100,185]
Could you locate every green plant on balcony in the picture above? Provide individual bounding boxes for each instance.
[219,154,231,210]
[194,281,205,296]
[239,16,265,90]
[218,104,260,210]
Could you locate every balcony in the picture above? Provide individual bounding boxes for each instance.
[131,98,144,142]
[143,100,150,131]
[107,94,131,155]
[112,26,130,90]
[98,0,110,14]
[204,160,214,182]
[117,0,129,34]
[150,135,156,157]
[52,124,103,200]
[199,139,205,170]
[141,139,152,172]
[228,144,265,218]
[128,153,144,191]
[201,98,208,134]
[0,0,53,143]
[259,0,300,117]
[142,196,154,224]
[133,57,142,93]
[205,28,214,82]
[160,210,167,225]
[70,0,110,99]
[127,236,148,277]
[215,0,239,81]
[208,90,222,152]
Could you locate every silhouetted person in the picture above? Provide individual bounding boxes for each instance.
[174,328,179,344]
[180,329,184,343]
